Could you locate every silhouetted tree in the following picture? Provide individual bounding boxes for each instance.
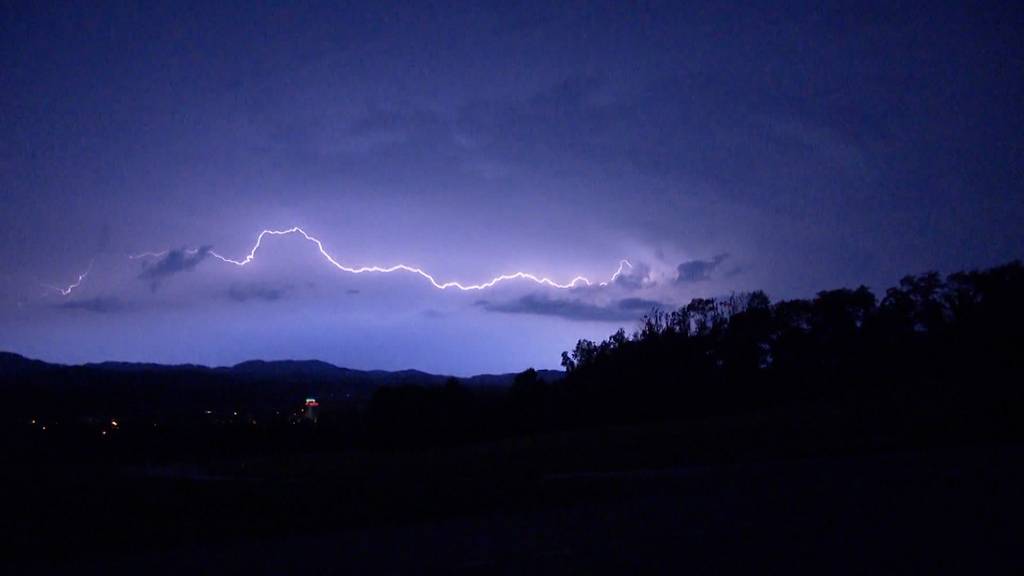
[551,260,1024,439]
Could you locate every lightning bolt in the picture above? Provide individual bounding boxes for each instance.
[45,260,93,296]
[138,227,631,291]
[602,259,633,287]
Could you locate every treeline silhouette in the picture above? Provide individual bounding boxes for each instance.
[368,261,1024,453]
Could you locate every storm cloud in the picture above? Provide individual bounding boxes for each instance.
[138,247,212,287]
[613,261,654,290]
[477,294,665,322]
[676,254,730,284]
[3,2,1021,374]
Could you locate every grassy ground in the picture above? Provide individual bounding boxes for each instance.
[5,421,1022,574]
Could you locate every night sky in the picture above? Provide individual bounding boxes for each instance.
[2,2,1021,374]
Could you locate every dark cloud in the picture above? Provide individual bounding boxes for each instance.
[617,297,666,313]
[676,254,730,284]
[346,289,360,295]
[614,261,653,290]
[476,294,665,322]
[227,283,291,303]
[138,247,212,288]
[56,297,122,313]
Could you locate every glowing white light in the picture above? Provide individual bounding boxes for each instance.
[202,226,632,291]
[600,260,633,287]
[45,260,93,296]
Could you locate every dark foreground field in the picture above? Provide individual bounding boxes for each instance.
[6,424,1022,574]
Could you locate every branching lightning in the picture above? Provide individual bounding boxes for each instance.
[45,260,93,296]
[135,227,632,291]
[602,260,632,287]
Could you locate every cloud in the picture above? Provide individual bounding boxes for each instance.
[138,246,211,288]
[227,283,291,303]
[676,254,730,284]
[56,297,122,313]
[614,261,654,290]
[476,294,665,322]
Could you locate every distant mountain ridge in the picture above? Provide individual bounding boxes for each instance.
[0,351,563,387]
[0,351,563,423]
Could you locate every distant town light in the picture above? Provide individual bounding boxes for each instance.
[303,398,320,423]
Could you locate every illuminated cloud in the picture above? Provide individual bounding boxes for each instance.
[477,294,665,322]
[138,246,212,289]
[613,260,654,290]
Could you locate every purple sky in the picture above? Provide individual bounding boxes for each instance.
[2,2,1022,374]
